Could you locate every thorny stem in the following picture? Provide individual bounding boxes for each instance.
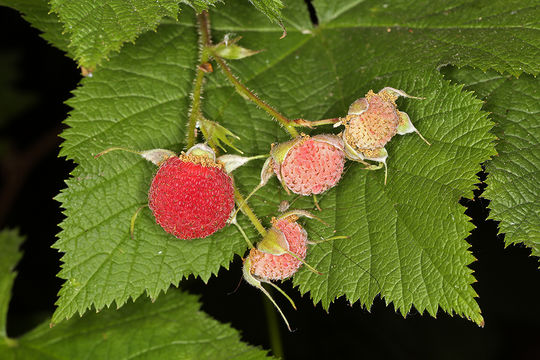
[234,187,267,237]
[212,55,299,138]
[187,11,213,148]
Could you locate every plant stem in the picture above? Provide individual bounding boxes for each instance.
[293,117,343,128]
[194,12,266,240]
[234,188,267,237]
[262,291,285,359]
[187,11,213,148]
[213,55,299,138]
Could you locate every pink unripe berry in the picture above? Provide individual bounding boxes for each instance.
[248,217,307,280]
[148,153,235,239]
[273,134,345,196]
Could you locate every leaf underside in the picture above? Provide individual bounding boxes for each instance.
[5,0,539,325]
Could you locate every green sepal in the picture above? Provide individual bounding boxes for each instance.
[198,117,243,153]
[256,227,288,255]
[397,111,415,135]
[270,137,302,164]
[348,97,369,115]
[211,38,262,60]
[185,143,216,160]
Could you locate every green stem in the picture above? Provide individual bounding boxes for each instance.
[234,188,266,237]
[294,117,342,128]
[194,11,267,241]
[262,291,285,359]
[187,11,213,148]
[213,55,299,138]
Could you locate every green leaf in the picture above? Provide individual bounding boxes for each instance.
[248,0,284,24]
[48,0,182,69]
[0,229,268,358]
[0,0,70,55]
[1,0,283,69]
[443,67,540,265]
[291,74,491,325]
[314,0,539,76]
[52,15,253,323]
[3,290,271,360]
[0,229,24,340]
[52,0,538,324]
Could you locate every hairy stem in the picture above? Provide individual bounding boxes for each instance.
[234,188,267,237]
[187,11,213,148]
[294,117,343,128]
[193,12,266,240]
[213,55,299,138]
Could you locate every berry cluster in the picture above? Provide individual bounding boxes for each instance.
[96,87,429,330]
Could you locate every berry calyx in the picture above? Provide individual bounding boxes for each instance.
[148,147,235,240]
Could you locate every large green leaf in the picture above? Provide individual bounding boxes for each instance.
[0,231,270,359]
[443,67,540,264]
[14,0,536,324]
[312,0,539,77]
[1,0,283,70]
[48,0,182,69]
[0,229,24,340]
[3,291,271,360]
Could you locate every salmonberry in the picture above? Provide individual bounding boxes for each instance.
[337,87,430,183]
[148,147,235,239]
[96,144,237,240]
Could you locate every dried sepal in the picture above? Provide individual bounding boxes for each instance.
[94,147,176,166]
[217,154,268,173]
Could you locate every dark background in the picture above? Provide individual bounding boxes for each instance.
[2,6,539,360]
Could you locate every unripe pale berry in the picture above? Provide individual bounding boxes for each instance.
[242,210,324,331]
[248,217,307,280]
[338,87,431,183]
[344,90,400,151]
[273,134,346,196]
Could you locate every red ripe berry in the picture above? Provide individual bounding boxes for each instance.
[248,217,308,280]
[148,153,235,239]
